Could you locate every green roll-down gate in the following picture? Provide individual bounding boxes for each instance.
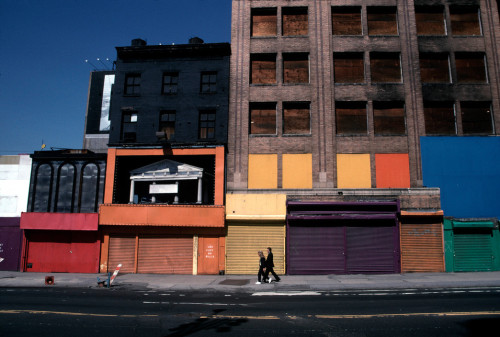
[444,218,500,272]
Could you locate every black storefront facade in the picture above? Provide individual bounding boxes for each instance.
[286,201,401,275]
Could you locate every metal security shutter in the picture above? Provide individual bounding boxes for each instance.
[454,229,494,272]
[226,223,285,275]
[137,235,192,274]
[288,225,345,275]
[346,225,399,274]
[401,223,444,272]
[108,236,136,273]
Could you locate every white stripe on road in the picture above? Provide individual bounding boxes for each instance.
[252,291,321,296]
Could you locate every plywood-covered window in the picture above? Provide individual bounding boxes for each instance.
[251,8,277,37]
[250,102,276,135]
[283,53,309,84]
[248,154,278,189]
[370,53,402,83]
[367,7,398,35]
[283,102,310,135]
[282,154,312,189]
[282,7,308,36]
[424,102,456,135]
[420,53,450,83]
[375,154,410,188]
[251,54,277,84]
[461,102,493,135]
[336,101,367,135]
[337,154,371,188]
[455,53,487,83]
[332,6,362,35]
[373,102,406,135]
[334,53,365,83]
[450,6,481,36]
[415,6,446,35]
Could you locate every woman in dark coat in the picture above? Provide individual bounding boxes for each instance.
[256,251,268,284]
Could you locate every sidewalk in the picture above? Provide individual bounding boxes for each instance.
[1,271,500,292]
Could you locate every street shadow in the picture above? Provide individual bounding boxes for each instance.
[459,317,500,336]
[165,309,248,336]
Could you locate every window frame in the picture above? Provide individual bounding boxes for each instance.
[198,110,216,140]
[332,6,362,36]
[335,101,368,136]
[124,73,141,96]
[249,102,277,136]
[283,101,311,135]
[200,71,217,94]
[162,72,179,95]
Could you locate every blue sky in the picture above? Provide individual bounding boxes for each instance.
[0,0,231,155]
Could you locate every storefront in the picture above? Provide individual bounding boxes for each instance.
[20,213,100,273]
[225,194,286,275]
[444,218,500,272]
[400,211,445,273]
[0,217,23,271]
[286,201,401,275]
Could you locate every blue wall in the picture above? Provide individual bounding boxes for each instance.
[421,137,500,219]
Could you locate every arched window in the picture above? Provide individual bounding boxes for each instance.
[32,163,53,212]
[79,163,99,213]
[55,163,76,212]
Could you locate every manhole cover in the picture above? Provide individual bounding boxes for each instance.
[219,279,250,286]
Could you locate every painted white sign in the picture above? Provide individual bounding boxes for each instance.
[149,184,178,194]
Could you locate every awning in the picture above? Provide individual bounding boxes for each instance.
[20,212,98,231]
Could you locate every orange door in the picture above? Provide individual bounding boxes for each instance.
[198,237,219,275]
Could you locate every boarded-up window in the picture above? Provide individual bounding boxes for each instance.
[450,6,481,36]
[251,54,277,84]
[332,7,362,35]
[251,8,277,37]
[461,102,493,135]
[282,154,312,189]
[455,53,487,83]
[337,154,371,188]
[424,102,456,135]
[415,6,446,35]
[336,101,367,135]
[371,53,401,83]
[374,102,406,135]
[368,7,398,35]
[334,53,365,83]
[283,102,310,134]
[283,7,308,36]
[248,154,278,189]
[283,53,309,84]
[375,154,410,188]
[420,53,450,83]
[250,102,276,135]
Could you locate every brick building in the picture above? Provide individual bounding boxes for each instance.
[226,0,500,274]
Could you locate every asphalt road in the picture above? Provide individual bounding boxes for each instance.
[1,287,500,336]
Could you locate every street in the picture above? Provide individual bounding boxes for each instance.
[1,286,500,336]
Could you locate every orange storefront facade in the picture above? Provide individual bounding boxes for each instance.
[99,147,226,275]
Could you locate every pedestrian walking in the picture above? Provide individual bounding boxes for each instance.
[264,247,281,282]
[256,250,268,284]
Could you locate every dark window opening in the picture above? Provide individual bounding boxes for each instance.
[450,6,481,36]
[121,111,138,142]
[367,7,398,35]
[79,163,99,213]
[461,102,493,135]
[283,53,309,84]
[415,6,446,35]
[124,74,140,95]
[334,53,365,83]
[159,110,176,140]
[201,71,217,93]
[373,102,406,135]
[332,7,362,35]
[250,102,276,135]
[251,8,277,37]
[55,163,75,213]
[282,7,308,36]
[199,110,216,139]
[455,53,487,83]
[162,72,178,94]
[424,102,456,135]
[420,53,450,83]
[371,53,402,83]
[251,54,277,84]
[283,102,310,135]
[336,101,367,135]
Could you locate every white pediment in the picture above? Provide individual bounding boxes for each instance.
[130,159,203,181]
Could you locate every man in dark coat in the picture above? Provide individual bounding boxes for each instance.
[264,247,281,282]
